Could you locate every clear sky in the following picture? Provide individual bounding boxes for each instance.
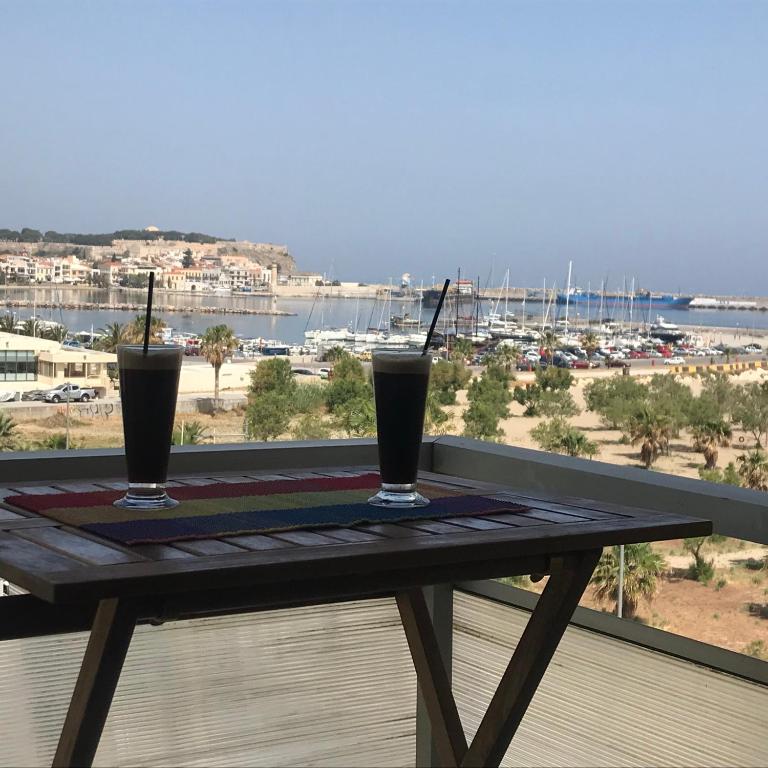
[2,1,767,295]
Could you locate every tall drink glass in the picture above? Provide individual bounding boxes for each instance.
[115,344,184,509]
[368,350,432,508]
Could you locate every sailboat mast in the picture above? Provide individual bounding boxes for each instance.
[564,260,572,337]
[521,288,526,333]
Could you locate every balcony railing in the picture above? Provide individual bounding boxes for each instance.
[0,438,766,767]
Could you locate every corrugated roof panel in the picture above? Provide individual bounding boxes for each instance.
[453,592,768,768]
[0,599,416,767]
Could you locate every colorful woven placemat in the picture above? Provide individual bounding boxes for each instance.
[5,473,529,546]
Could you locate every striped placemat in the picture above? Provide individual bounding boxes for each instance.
[5,473,530,546]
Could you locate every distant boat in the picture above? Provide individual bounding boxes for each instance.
[556,289,692,308]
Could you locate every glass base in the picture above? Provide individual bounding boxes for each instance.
[114,484,178,510]
[368,483,430,509]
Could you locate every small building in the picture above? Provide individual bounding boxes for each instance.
[0,332,116,395]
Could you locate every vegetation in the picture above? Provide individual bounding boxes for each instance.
[450,337,473,363]
[244,358,296,441]
[0,413,18,451]
[172,421,209,445]
[0,228,232,245]
[628,405,671,469]
[584,374,648,430]
[530,417,598,458]
[733,381,768,447]
[122,314,167,345]
[200,324,238,410]
[463,366,512,441]
[698,462,740,486]
[95,322,125,353]
[591,543,666,619]
[736,449,768,491]
[513,366,578,417]
[580,331,600,359]
[430,359,472,405]
[683,537,716,583]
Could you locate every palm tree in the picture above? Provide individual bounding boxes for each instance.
[451,337,473,363]
[691,419,732,469]
[629,406,671,469]
[20,318,40,338]
[172,420,210,445]
[541,330,560,363]
[200,324,238,411]
[0,412,18,450]
[487,344,520,372]
[41,325,68,343]
[591,543,666,618]
[580,331,600,359]
[560,430,598,459]
[96,322,125,353]
[737,449,768,491]
[123,315,166,344]
[0,314,16,333]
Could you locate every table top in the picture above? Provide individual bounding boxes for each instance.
[0,467,711,605]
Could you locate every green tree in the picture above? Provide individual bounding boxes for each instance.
[584,375,648,430]
[513,365,578,417]
[248,357,296,399]
[682,537,716,583]
[0,315,15,333]
[95,322,125,353]
[42,325,68,343]
[463,368,512,441]
[201,324,238,410]
[733,382,768,448]
[591,543,666,619]
[737,449,768,491]
[291,412,333,441]
[37,433,70,450]
[244,391,292,441]
[646,375,693,437]
[530,417,598,458]
[0,412,18,450]
[325,353,372,413]
[628,405,671,468]
[182,249,194,268]
[424,388,450,435]
[430,359,471,405]
[20,319,40,337]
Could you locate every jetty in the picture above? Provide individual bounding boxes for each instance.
[0,299,296,318]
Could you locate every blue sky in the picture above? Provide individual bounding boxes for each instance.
[2,0,767,294]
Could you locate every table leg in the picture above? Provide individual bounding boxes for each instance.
[52,598,138,768]
[397,587,467,767]
[461,549,602,767]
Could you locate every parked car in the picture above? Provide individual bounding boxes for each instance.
[291,368,315,376]
[571,359,591,369]
[605,358,631,368]
[664,356,686,365]
[43,383,98,403]
[318,367,331,380]
[21,389,47,402]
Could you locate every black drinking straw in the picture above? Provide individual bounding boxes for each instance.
[143,272,155,354]
[422,279,451,355]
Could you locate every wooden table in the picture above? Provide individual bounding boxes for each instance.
[0,467,710,768]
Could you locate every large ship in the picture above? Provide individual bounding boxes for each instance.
[556,289,693,309]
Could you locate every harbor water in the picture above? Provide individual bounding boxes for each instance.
[3,287,768,344]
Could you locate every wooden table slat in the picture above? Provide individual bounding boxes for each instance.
[130,544,196,560]
[443,516,516,531]
[271,530,347,546]
[321,527,383,543]
[13,527,144,566]
[220,534,297,551]
[357,522,432,538]
[174,539,249,556]
[400,520,472,535]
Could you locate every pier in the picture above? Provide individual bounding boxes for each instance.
[0,299,296,318]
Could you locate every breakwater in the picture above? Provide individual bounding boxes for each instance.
[1,299,296,317]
